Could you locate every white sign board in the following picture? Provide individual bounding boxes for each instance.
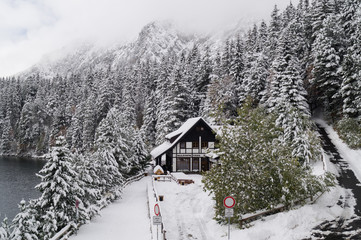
[153,216,162,225]
[225,208,234,218]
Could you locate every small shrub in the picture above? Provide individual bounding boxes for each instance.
[335,117,361,149]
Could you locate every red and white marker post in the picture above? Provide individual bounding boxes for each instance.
[153,204,162,240]
[224,196,235,240]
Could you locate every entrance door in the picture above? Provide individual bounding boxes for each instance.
[201,158,209,172]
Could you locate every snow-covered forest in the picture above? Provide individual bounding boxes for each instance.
[0,0,360,157]
[0,0,360,239]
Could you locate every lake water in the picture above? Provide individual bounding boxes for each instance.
[0,156,45,221]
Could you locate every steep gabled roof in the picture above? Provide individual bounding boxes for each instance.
[150,117,214,159]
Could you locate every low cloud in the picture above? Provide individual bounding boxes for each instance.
[0,0,292,77]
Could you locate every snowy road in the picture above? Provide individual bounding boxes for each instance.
[309,120,361,239]
[70,177,151,240]
[155,176,219,240]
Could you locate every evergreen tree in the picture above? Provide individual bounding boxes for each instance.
[131,129,149,173]
[341,6,361,118]
[35,136,87,239]
[72,152,102,218]
[311,15,343,120]
[82,94,96,150]
[276,104,322,165]
[142,91,157,149]
[94,108,125,197]
[265,23,310,115]
[11,200,39,240]
[0,111,12,155]
[0,217,10,240]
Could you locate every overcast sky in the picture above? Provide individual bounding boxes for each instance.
[0,0,293,77]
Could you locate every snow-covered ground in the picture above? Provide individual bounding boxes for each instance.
[70,177,151,240]
[69,120,361,240]
[154,174,354,240]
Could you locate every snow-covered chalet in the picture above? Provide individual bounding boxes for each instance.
[150,117,217,173]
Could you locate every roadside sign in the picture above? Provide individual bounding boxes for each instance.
[154,204,160,216]
[153,216,162,225]
[225,208,234,218]
[224,196,235,208]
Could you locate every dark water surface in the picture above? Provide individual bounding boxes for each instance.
[0,156,45,221]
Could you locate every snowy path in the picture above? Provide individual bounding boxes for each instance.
[155,176,217,240]
[309,119,361,239]
[70,177,151,240]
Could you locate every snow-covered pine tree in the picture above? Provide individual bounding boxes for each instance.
[82,93,96,151]
[155,56,178,144]
[35,136,87,239]
[95,69,115,125]
[0,111,12,155]
[311,0,337,39]
[94,108,125,197]
[264,21,310,115]
[11,200,39,240]
[341,6,361,118]
[169,56,192,126]
[131,129,149,174]
[267,5,282,60]
[311,15,343,120]
[142,90,157,149]
[276,103,322,165]
[244,52,269,104]
[229,35,245,104]
[72,152,102,219]
[0,217,11,240]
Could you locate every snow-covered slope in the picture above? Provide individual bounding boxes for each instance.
[19,18,255,79]
[20,21,198,78]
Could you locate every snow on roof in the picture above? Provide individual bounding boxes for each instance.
[165,117,202,139]
[153,165,164,174]
[150,141,172,159]
[151,117,215,159]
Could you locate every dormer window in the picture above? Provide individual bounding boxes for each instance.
[196,126,204,131]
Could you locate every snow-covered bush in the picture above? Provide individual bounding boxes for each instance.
[203,101,332,223]
[335,117,361,149]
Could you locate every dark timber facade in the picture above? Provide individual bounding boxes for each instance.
[151,117,217,173]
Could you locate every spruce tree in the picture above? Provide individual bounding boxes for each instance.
[311,15,343,120]
[0,217,10,240]
[94,108,125,197]
[11,200,39,240]
[35,136,87,239]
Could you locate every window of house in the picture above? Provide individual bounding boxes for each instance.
[192,141,199,149]
[177,158,190,171]
[180,142,186,149]
[201,142,208,148]
[196,126,204,131]
[192,158,199,171]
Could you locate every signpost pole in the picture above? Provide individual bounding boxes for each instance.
[154,204,160,240]
[224,196,235,240]
[228,216,230,240]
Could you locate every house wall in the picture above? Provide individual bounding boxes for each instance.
[171,120,216,172]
